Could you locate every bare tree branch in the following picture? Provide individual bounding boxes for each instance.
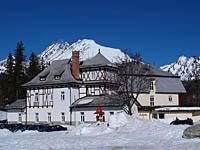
[117,51,150,115]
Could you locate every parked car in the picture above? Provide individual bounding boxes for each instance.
[170,117,193,125]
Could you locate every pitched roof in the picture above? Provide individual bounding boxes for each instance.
[23,59,81,87]
[144,65,177,77]
[119,63,185,94]
[5,99,26,111]
[81,52,115,68]
[155,77,186,93]
[145,66,186,93]
[70,94,123,108]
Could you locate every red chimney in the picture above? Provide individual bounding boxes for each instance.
[71,51,80,80]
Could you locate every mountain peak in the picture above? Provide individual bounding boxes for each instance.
[161,55,200,80]
[177,55,187,62]
[38,39,125,64]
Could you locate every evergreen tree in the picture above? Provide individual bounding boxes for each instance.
[13,41,27,99]
[6,53,14,75]
[27,52,41,80]
[5,53,15,104]
[0,73,6,106]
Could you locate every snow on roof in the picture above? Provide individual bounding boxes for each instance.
[155,107,200,111]
[77,98,94,105]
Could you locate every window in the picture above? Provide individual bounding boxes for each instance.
[169,96,172,102]
[110,112,114,115]
[152,114,157,119]
[80,112,85,122]
[18,113,22,122]
[48,113,51,122]
[91,72,95,80]
[159,113,165,119]
[61,91,65,101]
[82,73,85,79]
[150,81,154,90]
[35,113,39,122]
[46,94,48,101]
[35,93,39,102]
[54,75,61,80]
[150,96,154,107]
[61,112,65,122]
[40,77,46,81]
[51,94,53,101]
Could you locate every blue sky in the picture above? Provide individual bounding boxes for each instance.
[0,0,200,66]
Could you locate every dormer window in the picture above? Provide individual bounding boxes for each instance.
[54,75,61,80]
[39,71,49,81]
[40,77,46,81]
[54,71,64,80]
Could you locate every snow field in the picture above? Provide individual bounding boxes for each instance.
[0,111,199,150]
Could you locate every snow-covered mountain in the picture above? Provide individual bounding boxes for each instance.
[0,39,125,73]
[161,56,200,80]
[1,39,199,80]
[40,39,125,64]
[0,59,6,73]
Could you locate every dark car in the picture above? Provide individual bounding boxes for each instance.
[170,117,193,125]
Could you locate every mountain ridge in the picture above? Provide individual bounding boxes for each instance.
[161,55,200,80]
[0,39,126,73]
[0,39,199,81]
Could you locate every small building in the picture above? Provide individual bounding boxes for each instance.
[70,94,123,123]
[5,99,26,123]
[152,107,200,123]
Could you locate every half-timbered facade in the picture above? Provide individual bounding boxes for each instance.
[21,58,81,124]
[6,51,189,124]
[79,51,118,97]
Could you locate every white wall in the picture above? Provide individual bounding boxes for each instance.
[72,110,122,124]
[27,87,79,123]
[153,112,200,124]
[137,93,179,107]
[7,112,26,123]
[136,79,179,107]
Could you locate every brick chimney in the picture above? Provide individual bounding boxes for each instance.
[71,51,80,80]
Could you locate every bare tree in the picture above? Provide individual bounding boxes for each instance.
[117,52,150,115]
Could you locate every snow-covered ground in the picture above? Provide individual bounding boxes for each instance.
[0,112,199,150]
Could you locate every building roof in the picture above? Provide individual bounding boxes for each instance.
[23,59,81,88]
[22,52,186,94]
[123,64,186,94]
[149,67,175,77]
[5,99,26,112]
[155,107,200,112]
[70,94,123,108]
[146,65,186,93]
[155,77,186,93]
[81,52,116,68]
[143,65,177,77]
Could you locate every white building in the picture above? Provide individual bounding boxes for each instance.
[6,51,200,124]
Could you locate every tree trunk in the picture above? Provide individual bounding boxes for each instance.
[128,105,132,115]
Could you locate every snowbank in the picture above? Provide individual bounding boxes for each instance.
[0,116,199,150]
[0,105,199,150]
[75,108,142,136]
[108,112,129,128]
[75,122,114,136]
